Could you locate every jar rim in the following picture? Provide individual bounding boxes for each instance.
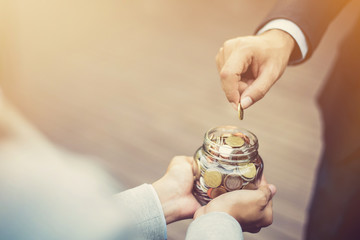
[202,125,259,163]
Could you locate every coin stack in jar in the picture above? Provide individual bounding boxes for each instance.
[193,126,263,205]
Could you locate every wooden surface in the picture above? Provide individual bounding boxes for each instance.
[1,1,359,239]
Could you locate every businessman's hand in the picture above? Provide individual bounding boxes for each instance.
[216,29,295,109]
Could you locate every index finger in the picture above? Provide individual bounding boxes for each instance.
[219,50,252,105]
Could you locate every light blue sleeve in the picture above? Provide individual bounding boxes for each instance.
[115,184,167,240]
[185,212,244,240]
[0,155,166,240]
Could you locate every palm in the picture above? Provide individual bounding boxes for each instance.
[165,156,201,220]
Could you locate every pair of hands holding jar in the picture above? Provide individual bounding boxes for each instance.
[153,156,276,233]
[153,29,295,232]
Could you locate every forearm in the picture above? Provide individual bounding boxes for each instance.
[152,178,181,224]
[185,212,244,240]
[115,184,167,240]
[0,152,130,240]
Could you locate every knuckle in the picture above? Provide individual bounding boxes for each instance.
[269,70,279,81]
[215,54,219,63]
[264,213,273,227]
[261,204,274,227]
[255,87,267,100]
[223,38,241,49]
[257,192,268,207]
[249,228,261,233]
[172,155,185,162]
[225,92,235,102]
[253,228,261,233]
[220,69,230,80]
[223,39,232,48]
[267,64,281,80]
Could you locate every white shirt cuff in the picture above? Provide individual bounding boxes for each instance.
[257,19,308,63]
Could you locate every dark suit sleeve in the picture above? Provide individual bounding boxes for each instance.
[257,0,351,62]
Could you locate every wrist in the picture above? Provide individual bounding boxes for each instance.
[152,177,181,224]
[260,29,295,59]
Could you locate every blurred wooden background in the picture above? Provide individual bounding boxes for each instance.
[1,0,359,239]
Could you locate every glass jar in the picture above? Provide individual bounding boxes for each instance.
[193,125,263,205]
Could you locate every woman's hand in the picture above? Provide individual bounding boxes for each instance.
[194,175,276,233]
[152,156,201,224]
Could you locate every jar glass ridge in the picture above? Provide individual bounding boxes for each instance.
[193,125,264,205]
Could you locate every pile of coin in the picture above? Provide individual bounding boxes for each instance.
[193,130,263,205]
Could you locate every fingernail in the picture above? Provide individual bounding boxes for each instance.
[231,102,238,111]
[268,184,277,196]
[241,96,253,109]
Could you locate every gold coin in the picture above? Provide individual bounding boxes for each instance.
[225,136,245,148]
[233,132,250,144]
[203,169,223,188]
[199,177,209,192]
[207,187,227,199]
[238,103,244,120]
[239,163,257,179]
[221,133,232,139]
[243,182,257,190]
[224,173,243,191]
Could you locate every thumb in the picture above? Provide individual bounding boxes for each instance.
[240,66,278,109]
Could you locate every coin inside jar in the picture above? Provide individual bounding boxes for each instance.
[233,132,250,144]
[193,126,263,205]
[224,173,243,191]
[239,163,257,180]
[207,187,227,199]
[225,135,245,148]
[203,169,223,188]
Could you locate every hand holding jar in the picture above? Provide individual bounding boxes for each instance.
[192,126,264,205]
[194,174,276,233]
